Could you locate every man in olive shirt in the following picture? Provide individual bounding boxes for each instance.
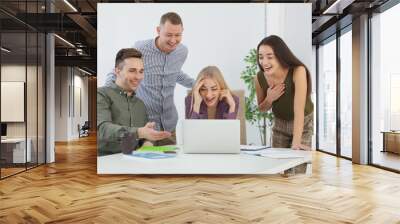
[97,48,171,156]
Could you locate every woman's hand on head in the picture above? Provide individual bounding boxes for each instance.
[193,79,204,106]
[219,90,236,109]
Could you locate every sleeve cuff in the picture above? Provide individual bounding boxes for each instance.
[223,112,237,119]
[190,111,201,119]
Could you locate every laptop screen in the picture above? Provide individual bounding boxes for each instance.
[183,119,240,154]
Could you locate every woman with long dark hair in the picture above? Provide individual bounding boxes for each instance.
[255,35,314,150]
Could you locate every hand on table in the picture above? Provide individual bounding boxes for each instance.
[138,122,171,141]
[291,142,311,151]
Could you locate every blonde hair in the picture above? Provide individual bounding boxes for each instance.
[189,66,231,95]
[188,66,233,114]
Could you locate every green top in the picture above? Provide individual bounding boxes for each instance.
[257,68,314,121]
[97,82,148,156]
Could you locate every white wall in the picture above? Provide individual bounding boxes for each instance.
[80,75,89,128]
[55,67,89,141]
[266,4,312,71]
[98,3,311,145]
[1,65,35,138]
[72,74,89,138]
[1,65,26,140]
[55,67,68,141]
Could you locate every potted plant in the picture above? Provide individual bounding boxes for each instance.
[240,49,274,146]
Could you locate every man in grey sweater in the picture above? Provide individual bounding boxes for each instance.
[104,12,195,146]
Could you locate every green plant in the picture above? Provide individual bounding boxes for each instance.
[240,48,274,146]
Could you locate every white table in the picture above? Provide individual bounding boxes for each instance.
[97,148,312,175]
[1,138,32,163]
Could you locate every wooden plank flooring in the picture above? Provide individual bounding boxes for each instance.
[1,167,26,178]
[1,135,400,223]
[373,151,400,171]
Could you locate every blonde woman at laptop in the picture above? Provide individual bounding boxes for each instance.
[185,66,239,119]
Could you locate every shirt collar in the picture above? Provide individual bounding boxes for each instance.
[110,82,136,97]
[152,37,162,53]
[153,37,179,55]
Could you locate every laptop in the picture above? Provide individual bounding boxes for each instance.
[182,119,240,154]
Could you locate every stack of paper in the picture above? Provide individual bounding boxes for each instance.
[259,152,304,159]
[242,148,305,159]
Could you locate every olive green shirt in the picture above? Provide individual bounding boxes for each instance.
[97,82,148,156]
[257,68,314,121]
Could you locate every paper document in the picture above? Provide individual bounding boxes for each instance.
[240,145,269,151]
[243,149,306,159]
[258,152,304,159]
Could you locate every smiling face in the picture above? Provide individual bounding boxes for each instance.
[258,44,284,76]
[199,77,221,107]
[115,57,144,93]
[156,21,183,53]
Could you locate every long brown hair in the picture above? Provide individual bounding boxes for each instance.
[257,35,312,96]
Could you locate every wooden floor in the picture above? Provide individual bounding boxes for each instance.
[1,167,26,178]
[1,135,400,224]
[373,151,400,171]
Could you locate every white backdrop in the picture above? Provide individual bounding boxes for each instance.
[1,81,25,122]
[98,3,311,145]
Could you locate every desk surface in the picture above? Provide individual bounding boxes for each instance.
[97,148,312,175]
[1,138,27,143]
[381,131,400,134]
